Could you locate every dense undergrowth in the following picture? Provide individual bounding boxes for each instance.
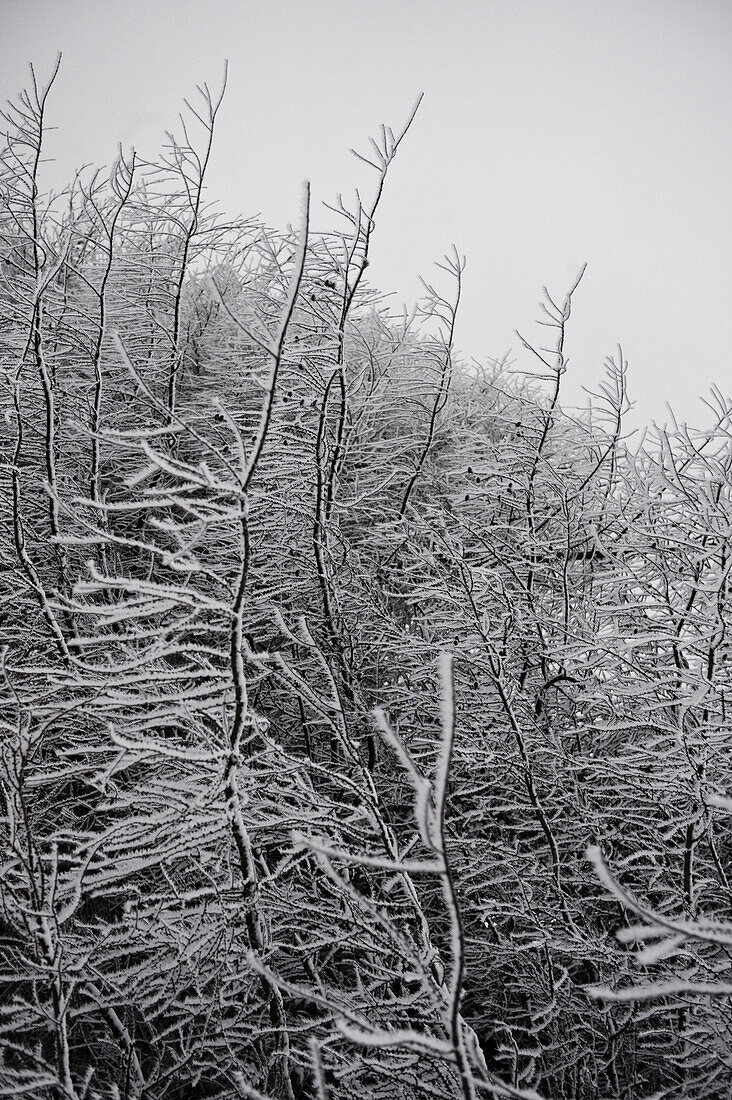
[2,61,732,1100]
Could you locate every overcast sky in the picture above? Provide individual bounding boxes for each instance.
[2,0,731,430]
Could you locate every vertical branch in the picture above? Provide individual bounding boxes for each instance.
[86,150,137,507]
[166,64,229,418]
[26,58,68,585]
[433,652,476,1100]
[224,179,309,862]
[516,264,586,603]
[400,247,463,516]
[312,98,423,719]
[4,57,74,665]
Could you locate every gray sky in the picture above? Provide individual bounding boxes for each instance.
[2,0,731,430]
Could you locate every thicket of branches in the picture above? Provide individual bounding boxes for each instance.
[2,61,732,1100]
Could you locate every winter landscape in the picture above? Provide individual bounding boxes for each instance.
[2,3,732,1098]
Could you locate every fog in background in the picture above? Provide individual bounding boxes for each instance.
[2,0,730,431]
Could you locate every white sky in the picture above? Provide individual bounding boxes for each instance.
[2,0,731,430]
